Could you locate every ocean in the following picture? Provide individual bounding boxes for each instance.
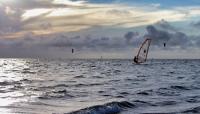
[0,59,200,114]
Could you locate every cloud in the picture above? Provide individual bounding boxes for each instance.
[1,0,200,39]
[155,19,178,31]
[191,21,200,28]
[47,34,126,50]
[146,25,171,44]
[145,25,193,48]
[0,0,70,9]
[0,1,200,58]
[124,31,139,44]
[196,38,200,46]
[0,24,199,58]
[0,6,23,34]
[0,31,131,58]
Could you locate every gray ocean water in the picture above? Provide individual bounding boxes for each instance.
[0,59,200,114]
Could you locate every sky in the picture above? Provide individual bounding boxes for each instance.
[0,0,200,59]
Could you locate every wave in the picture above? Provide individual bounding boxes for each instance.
[66,101,134,114]
[74,75,85,78]
[38,82,106,90]
[0,78,35,86]
[0,81,21,86]
[170,85,190,90]
[182,106,200,113]
[38,89,74,99]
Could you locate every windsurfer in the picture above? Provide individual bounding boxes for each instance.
[134,56,138,63]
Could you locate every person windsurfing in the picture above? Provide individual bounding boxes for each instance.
[133,56,138,63]
[72,48,74,53]
[163,43,166,47]
[133,38,151,64]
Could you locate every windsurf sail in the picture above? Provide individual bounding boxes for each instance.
[134,38,151,64]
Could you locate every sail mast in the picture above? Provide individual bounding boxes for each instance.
[144,39,151,62]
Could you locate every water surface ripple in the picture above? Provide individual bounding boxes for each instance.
[0,59,199,114]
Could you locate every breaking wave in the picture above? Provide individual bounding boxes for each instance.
[66,101,134,114]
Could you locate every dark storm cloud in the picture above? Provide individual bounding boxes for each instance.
[170,32,192,47]
[146,25,170,45]
[124,31,139,44]
[6,23,196,51]
[155,19,177,31]
[47,34,127,50]
[0,34,71,58]
[145,25,193,48]
[196,39,200,46]
[0,31,128,52]
[191,21,200,28]
[0,27,199,58]
[191,35,200,47]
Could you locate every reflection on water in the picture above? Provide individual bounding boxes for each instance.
[0,59,199,114]
[0,59,28,113]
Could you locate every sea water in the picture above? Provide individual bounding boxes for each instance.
[0,59,200,114]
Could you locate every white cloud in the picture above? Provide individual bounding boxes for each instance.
[19,3,200,36]
[1,0,200,38]
[22,8,52,20]
[53,0,86,6]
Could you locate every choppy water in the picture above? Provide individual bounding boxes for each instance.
[0,59,200,114]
